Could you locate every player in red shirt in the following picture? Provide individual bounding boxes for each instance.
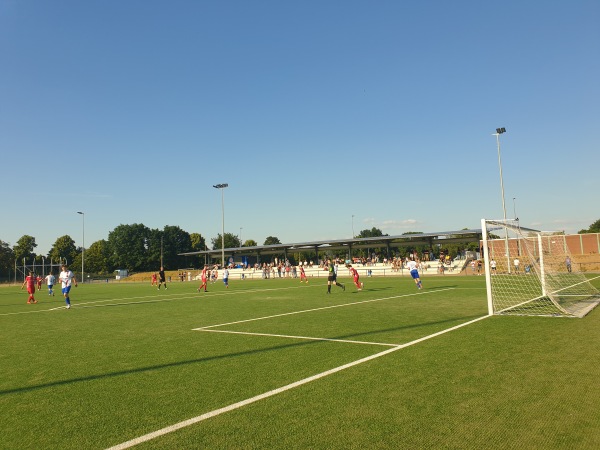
[21,271,37,304]
[299,265,308,283]
[347,265,364,291]
[151,273,157,286]
[197,266,208,292]
[36,275,43,291]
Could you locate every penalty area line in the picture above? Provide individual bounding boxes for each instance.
[105,312,488,450]
[194,287,456,331]
[197,329,399,347]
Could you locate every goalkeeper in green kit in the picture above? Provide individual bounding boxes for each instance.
[326,258,345,294]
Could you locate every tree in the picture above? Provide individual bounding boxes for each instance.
[13,235,37,265]
[243,239,258,247]
[293,251,314,265]
[189,233,208,268]
[145,228,163,269]
[357,228,384,238]
[397,231,432,257]
[80,240,111,274]
[438,244,460,260]
[162,225,192,269]
[190,233,207,252]
[212,233,241,250]
[0,240,14,279]
[578,219,600,234]
[263,236,281,245]
[108,224,151,272]
[354,228,386,258]
[48,235,78,265]
[261,236,284,262]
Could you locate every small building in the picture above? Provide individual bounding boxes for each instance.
[115,269,128,280]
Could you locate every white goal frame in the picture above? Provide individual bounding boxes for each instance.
[481,218,600,318]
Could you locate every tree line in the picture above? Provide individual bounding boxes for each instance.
[0,224,481,279]
[578,219,600,235]
[5,219,595,280]
[0,222,290,279]
[0,225,192,277]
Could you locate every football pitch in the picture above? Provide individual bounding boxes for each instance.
[1,275,599,449]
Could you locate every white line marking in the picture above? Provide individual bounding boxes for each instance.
[197,329,399,347]
[106,312,488,450]
[0,307,63,316]
[0,297,181,316]
[0,284,320,317]
[193,288,455,330]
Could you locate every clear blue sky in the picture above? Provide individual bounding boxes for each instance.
[1,1,598,255]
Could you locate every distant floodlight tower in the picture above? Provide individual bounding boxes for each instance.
[213,183,229,268]
[493,127,510,272]
[77,211,85,282]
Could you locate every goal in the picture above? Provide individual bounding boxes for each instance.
[481,219,600,318]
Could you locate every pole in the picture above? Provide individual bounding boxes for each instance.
[494,129,510,273]
[538,233,546,297]
[221,188,225,267]
[512,197,517,220]
[481,219,494,315]
[77,211,85,282]
[213,183,229,268]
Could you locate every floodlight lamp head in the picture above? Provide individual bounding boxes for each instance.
[77,211,84,215]
[213,183,229,189]
[496,127,506,134]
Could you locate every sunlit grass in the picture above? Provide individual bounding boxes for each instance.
[0,275,599,449]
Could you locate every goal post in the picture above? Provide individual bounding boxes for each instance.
[481,218,600,318]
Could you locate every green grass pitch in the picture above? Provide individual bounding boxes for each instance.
[1,274,599,449]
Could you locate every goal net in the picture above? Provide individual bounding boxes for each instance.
[481,219,600,318]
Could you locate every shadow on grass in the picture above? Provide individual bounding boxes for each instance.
[426,285,459,290]
[357,285,459,293]
[0,314,483,396]
[352,286,393,293]
[332,314,484,342]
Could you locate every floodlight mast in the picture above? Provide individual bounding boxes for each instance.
[77,211,85,282]
[493,127,510,273]
[213,183,229,268]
